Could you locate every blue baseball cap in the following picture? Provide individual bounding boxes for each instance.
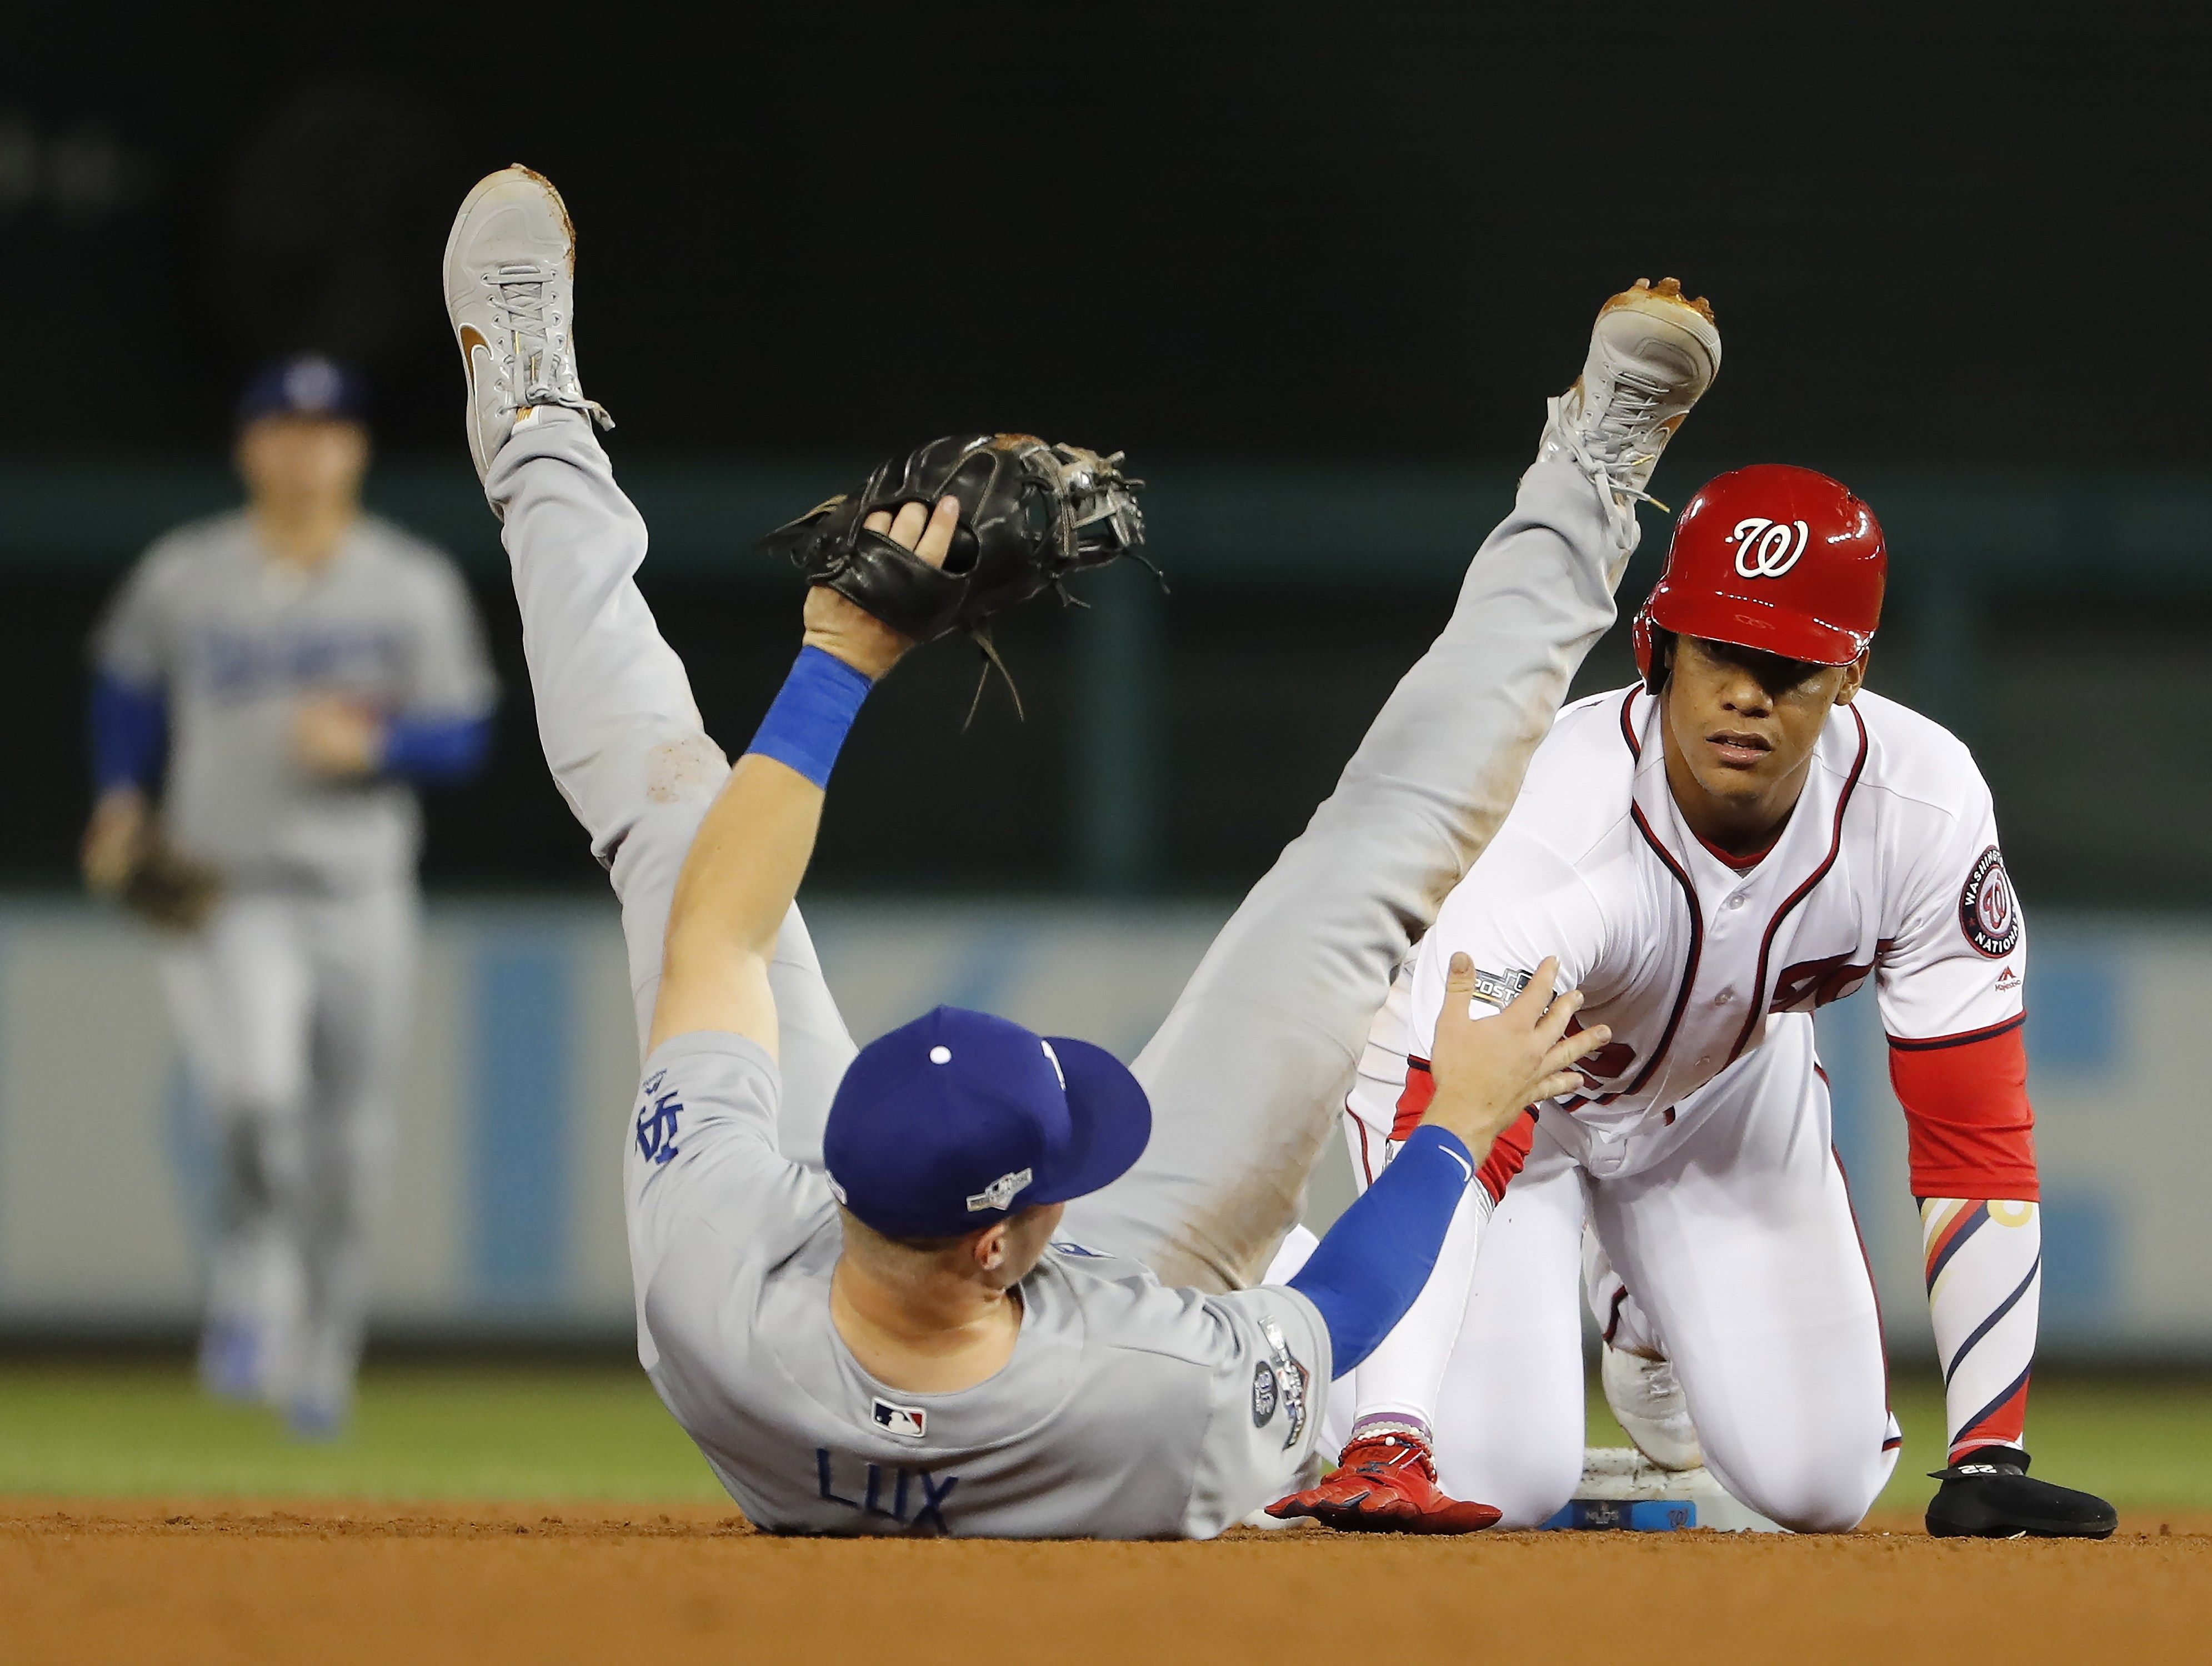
[822,1006,1152,1240]
[237,354,369,427]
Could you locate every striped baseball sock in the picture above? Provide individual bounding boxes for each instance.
[1920,1197,2041,1462]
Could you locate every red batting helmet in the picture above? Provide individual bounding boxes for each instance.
[1632,464,1886,689]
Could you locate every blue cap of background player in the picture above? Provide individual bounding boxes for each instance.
[236,354,369,428]
[822,1006,1152,1241]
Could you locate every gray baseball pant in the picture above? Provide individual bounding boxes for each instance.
[487,408,1633,1299]
[162,881,416,1411]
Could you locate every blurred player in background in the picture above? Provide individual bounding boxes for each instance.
[80,357,497,1434]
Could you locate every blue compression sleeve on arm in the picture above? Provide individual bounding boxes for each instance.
[382,713,493,783]
[90,671,168,792]
[1288,1123,1477,1376]
[744,646,873,787]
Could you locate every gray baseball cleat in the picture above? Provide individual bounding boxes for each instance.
[1541,277,1721,556]
[443,164,613,485]
[1601,1339,1705,1473]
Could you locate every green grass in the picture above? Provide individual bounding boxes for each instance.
[1585,1371,2212,1516]
[0,1359,724,1501]
[1,1359,2207,1511]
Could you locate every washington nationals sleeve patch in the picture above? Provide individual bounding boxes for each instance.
[1958,845,2021,958]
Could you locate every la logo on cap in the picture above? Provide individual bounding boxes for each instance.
[966,1167,1033,1213]
[284,357,344,412]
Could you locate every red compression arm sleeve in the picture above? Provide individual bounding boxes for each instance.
[1888,1017,2039,1200]
[1396,1060,1536,1203]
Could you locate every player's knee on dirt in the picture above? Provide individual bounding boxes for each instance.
[1702,1426,1891,1534]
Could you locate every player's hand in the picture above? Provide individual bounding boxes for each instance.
[802,495,959,680]
[81,787,148,894]
[1421,955,1609,1162]
[292,694,385,778]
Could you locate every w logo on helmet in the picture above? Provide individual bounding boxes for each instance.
[1728,518,1810,579]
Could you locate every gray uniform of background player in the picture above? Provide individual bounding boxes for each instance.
[93,513,495,1413]
[489,398,1631,1536]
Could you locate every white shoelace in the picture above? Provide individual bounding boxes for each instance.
[484,262,613,429]
[1546,367,1674,550]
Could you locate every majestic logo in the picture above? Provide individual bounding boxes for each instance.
[1728,517,1811,579]
[965,1167,1034,1213]
[872,1398,927,1440]
[1959,845,2021,958]
[1472,966,1533,1008]
[1250,1359,1279,1428]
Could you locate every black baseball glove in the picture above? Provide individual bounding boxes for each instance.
[121,836,223,932]
[758,434,1149,713]
[1925,1447,2116,1539]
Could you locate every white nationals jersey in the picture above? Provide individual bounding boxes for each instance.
[1352,684,2025,1181]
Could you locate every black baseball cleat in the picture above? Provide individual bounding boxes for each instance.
[1925,1447,2118,1539]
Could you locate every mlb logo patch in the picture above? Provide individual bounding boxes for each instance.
[873,1398,927,1440]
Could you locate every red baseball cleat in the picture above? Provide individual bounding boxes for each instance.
[1265,1432,1502,1534]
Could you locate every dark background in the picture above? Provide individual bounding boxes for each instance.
[3,2,2208,900]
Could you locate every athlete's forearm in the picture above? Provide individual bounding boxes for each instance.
[1921,1196,2041,1461]
[650,649,872,1054]
[1287,1125,1478,1375]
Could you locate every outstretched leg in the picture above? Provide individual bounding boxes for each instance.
[1063,281,1720,1288]
[450,168,857,1153]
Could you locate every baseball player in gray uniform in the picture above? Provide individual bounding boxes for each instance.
[444,165,1710,1535]
[83,355,496,1433]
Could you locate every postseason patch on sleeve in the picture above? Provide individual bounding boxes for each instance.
[1257,1319,1310,1451]
[1472,966,1533,1008]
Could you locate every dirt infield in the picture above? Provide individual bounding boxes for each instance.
[4,1500,2205,1665]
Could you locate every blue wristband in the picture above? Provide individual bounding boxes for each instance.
[744,646,873,788]
[91,670,168,793]
[382,713,493,783]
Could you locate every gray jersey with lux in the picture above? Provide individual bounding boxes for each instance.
[93,511,496,891]
[628,1032,1333,1539]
